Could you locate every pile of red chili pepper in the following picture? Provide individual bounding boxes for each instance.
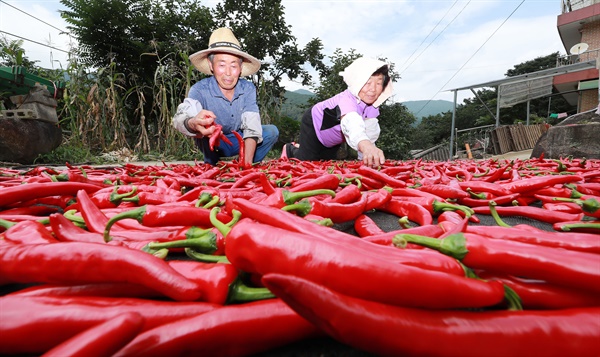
[1,156,599,356]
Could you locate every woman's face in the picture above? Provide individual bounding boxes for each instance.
[358,74,385,105]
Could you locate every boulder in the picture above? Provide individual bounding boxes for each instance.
[0,118,62,164]
[531,109,600,159]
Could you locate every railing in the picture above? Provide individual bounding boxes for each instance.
[556,48,599,67]
[562,0,600,13]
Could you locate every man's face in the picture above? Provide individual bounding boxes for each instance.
[208,53,243,91]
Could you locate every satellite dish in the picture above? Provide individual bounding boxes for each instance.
[570,43,589,55]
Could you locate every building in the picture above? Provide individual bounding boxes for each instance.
[556,0,600,112]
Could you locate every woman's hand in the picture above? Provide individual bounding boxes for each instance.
[358,140,385,168]
[188,110,217,137]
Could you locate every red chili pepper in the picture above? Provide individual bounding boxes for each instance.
[363,187,392,211]
[476,271,600,310]
[465,224,600,254]
[166,260,274,305]
[289,173,340,192]
[224,219,506,309]
[208,124,224,151]
[0,182,102,208]
[112,298,321,357]
[553,220,600,234]
[416,184,469,200]
[389,196,474,217]
[227,199,465,276]
[75,190,186,242]
[0,219,58,244]
[390,187,443,201]
[258,187,336,209]
[458,192,521,207]
[330,183,362,204]
[0,295,218,355]
[145,226,225,256]
[361,224,445,245]
[0,204,60,216]
[479,163,510,182]
[262,273,600,357]
[0,242,203,301]
[457,180,512,197]
[379,199,433,226]
[472,205,584,224]
[120,191,180,205]
[354,214,385,237]
[8,282,160,299]
[305,193,368,223]
[501,174,584,193]
[41,312,144,357]
[357,165,407,188]
[103,204,231,242]
[231,130,247,168]
[396,232,600,294]
[542,202,583,214]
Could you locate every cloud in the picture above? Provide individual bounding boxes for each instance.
[3,0,565,104]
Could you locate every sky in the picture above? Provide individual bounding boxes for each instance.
[0,0,565,104]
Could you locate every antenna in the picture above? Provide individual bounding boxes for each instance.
[570,43,589,55]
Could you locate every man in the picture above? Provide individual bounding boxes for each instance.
[173,27,279,165]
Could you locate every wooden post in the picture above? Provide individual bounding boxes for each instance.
[465,143,473,159]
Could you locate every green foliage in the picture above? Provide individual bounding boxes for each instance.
[377,102,416,160]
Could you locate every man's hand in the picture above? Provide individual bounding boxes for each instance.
[187,110,217,137]
[357,140,385,168]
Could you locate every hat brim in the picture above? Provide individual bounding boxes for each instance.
[189,48,261,77]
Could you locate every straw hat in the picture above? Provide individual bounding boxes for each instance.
[189,27,261,77]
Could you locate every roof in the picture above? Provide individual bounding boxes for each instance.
[447,60,597,92]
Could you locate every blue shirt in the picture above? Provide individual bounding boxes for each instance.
[188,77,259,134]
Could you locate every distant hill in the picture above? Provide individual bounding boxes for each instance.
[281,91,454,124]
[281,89,314,119]
[402,100,454,125]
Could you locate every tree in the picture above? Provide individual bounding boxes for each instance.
[378,102,416,160]
[212,0,325,125]
[61,0,214,85]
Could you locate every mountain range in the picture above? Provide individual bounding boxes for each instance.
[282,90,454,123]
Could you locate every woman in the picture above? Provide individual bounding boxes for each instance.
[283,57,394,167]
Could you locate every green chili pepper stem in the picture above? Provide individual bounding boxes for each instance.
[226,210,242,228]
[306,217,334,227]
[141,246,169,259]
[195,192,214,207]
[281,200,312,217]
[432,200,473,217]
[226,277,276,304]
[63,209,87,226]
[201,195,221,209]
[558,222,600,232]
[466,188,486,199]
[503,284,524,311]
[0,218,16,229]
[112,186,138,203]
[555,197,600,214]
[488,201,512,228]
[52,173,69,182]
[398,216,412,229]
[148,233,218,254]
[104,206,148,242]
[393,233,469,260]
[472,168,490,178]
[282,189,336,205]
[210,207,231,237]
[185,247,230,263]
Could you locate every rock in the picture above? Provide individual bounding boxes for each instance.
[0,118,62,164]
[531,109,600,159]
